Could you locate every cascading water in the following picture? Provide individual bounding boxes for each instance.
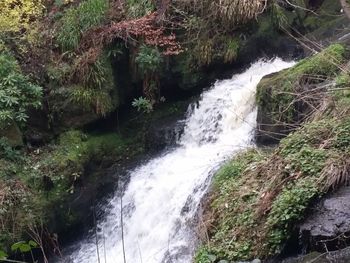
[65,58,295,263]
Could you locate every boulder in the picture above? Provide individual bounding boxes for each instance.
[145,117,185,153]
[299,187,350,252]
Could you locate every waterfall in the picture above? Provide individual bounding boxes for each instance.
[64,58,295,263]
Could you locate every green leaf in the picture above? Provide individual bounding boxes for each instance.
[11,241,25,251]
[11,241,32,252]
[28,240,38,248]
[0,250,8,260]
[19,243,32,253]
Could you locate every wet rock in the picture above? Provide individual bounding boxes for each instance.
[281,247,350,263]
[145,117,185,152]
[298,187,350,252]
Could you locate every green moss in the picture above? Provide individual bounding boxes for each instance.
[213,149,263,187]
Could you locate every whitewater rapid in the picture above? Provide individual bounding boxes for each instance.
[65,58,295,263]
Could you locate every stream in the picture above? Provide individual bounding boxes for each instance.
[63,58,295,263]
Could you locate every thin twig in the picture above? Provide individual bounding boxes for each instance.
[120,197,127,263]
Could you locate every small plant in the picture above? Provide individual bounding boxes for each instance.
[266,178,318,254]
[135,45,162,76]
[224,38,240,63]
[0,138,21,161]
[132,97,153,113]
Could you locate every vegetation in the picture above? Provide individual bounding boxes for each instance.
[257,44,347,128]
[0,129,144,256]
[56,0,109,51]
[1,0,349,261]
[0,52,42,127]
[195,49,350,262]
[0,0,43,40]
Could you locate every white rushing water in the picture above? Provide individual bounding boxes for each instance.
[66,58,295,263]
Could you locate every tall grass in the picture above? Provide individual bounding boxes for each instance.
[56,0,109,51]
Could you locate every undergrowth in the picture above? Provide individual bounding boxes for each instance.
[196,90,350,262]
[0,129,143,252]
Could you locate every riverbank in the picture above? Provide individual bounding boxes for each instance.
[195,44,350,262]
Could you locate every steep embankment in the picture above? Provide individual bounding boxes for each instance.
[195,44,350,262]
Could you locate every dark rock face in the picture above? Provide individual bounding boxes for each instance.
[281,247,350,263]
[145,117,185,152]
[298,187,350,252]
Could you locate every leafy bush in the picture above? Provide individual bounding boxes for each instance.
[132,97,153,113]
[69,85,113,116]
[0,0,43,38]
[57,0,109,51]
[135,45,162,75]
[0,53,42,127]
[70,52,117,116]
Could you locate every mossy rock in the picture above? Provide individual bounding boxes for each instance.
[0,121,23,147]
[256,43,347,144]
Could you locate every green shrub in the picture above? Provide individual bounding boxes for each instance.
[223,38,240,63]
[0,53,42,127]
[70,52,117,116]
[194,247,218,263]
[69,85,114,116]
[135,45,162,75]
[266,178,318,254]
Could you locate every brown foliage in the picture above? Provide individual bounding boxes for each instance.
[79,12,182,56]
[318,156,350,192]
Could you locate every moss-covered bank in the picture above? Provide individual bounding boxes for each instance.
[195,49,350,263]
[256,43,348,144]
[0,128,143,253]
